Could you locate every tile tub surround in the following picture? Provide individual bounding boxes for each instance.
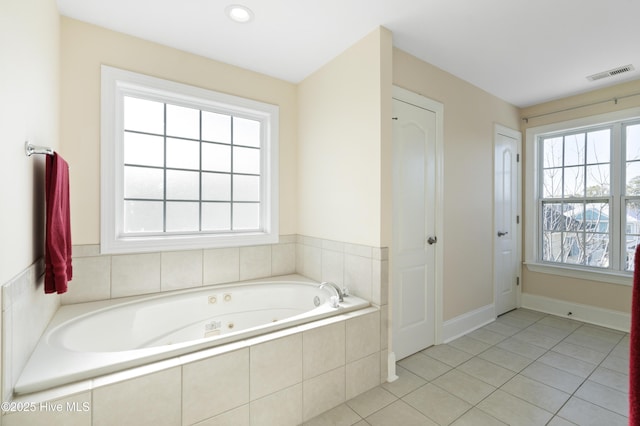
[2,307,383,425]
[1,259,59,403]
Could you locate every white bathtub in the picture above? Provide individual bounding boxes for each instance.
[14,275,369,395]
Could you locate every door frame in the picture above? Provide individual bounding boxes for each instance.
[389,86,444,379]
[493,123,523,316]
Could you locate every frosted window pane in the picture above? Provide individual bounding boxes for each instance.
[166,104,199,139]
[586,129,610,164]
[233,203,259,230]
[233,117,260,147]
[543,137,563,169]
[564,133,585,166]
[124,97,164,134]
[166,170,199,200]
[166,202,199,232]
[124,201,163,233]
[234,175,260,201]
[166,138,200,170]
[202,111,231,143]
[542,202,564,231]
[202,143,231,172]
[202,203,231,231]
[124,166,164,199]
[202,173,230,201]
[124,132,164,167]
[233,147,260,174]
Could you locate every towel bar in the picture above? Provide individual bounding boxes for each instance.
[25,141,54,157]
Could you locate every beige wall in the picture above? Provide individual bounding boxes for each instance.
[520,79,640,314]
[60,17,298,244]
[393,49,521,321]
[0,0,60,284]
[297,27,393,248]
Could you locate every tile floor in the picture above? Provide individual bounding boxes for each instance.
[305,309,629,426]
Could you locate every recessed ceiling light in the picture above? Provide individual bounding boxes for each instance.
[225,5,254,23]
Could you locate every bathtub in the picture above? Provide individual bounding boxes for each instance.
[14,275,369,395]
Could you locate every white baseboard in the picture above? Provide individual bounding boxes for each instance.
[442,304,496,343]
[521,293,630,333]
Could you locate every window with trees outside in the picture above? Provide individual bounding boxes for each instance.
[537,118,640,273]
[100,66,279,253]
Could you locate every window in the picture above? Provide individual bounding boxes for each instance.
[101,66,279,253]
[526,108,640,281]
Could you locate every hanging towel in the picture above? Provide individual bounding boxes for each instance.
[44,152,72,294]
[631,244,640,424]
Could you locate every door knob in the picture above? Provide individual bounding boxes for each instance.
[497,231,509,237]
[427,236,437,245]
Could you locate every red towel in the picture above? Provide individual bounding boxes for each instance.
[44,153,72,294]
[631,244,640,424]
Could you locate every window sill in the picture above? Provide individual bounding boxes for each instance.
[524,262,632,286]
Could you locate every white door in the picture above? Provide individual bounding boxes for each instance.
[392,96,437,360]
[494,125,521,316]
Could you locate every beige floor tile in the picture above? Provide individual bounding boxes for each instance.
[589,366,628,393]
[536,315,582,332]
[481,321,521,337]
[466,328,507,345]
[403,383,472,425]
[366,400,438,426]
[457,357,516,387]
[557,396,627,426]
[537,351,597,378]
[519,361,583,394]
[600,354,629,375]
[476,346,533,372]
[303,404,362,426]
[550,341,607,365]
[547,415,580,425]
[526,322,573,340]
[447,335,492,355]
[422,344,474,367]
[496,337,547,359]
[450,408,508,426]
[574,380,628,416]
[431,369,496,405]
[563,332,618,353]
[382,366,427,398]
[512,328,563,349]
[500,374,570,413]
[495,316,536,330]
[346,387,397,418]
[477,389,553,426]
[397,352,451,381]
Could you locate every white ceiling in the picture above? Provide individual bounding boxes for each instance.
[57,0,640,108]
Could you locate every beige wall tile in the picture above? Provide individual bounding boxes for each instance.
[161,250,203,291]
[182,349,249,425]
[250,334,302,400]
[346,352,380,400]
[203,247,239,285]
[3,392,91,426]
[192,405,249,426]
[239,246,271,281]
[93,367,181,426]
[346,311,380,363]
[111,253,161,298]
[303,322,345,379]
[250,384,302,426]
[302,367,345,421]
[61,256,111,304]
[271,243,296,276]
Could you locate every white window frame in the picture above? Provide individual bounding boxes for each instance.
[100,65,279,254]
[525,107,640,285]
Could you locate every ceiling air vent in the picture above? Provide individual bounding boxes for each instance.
[587,64,635,82]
